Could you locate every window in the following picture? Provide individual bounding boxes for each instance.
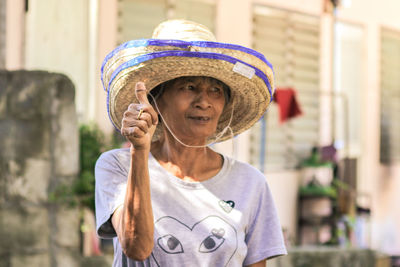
[380,28,400,164]
[333,22,364,158]
[118,0,215,44]
[250,5,320,172]
[171,0,215,33]
[118,0,168,43]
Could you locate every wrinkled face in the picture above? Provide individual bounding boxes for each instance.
[156,76,227,144]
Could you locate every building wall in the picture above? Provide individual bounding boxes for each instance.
[332,0,400,254]
[24,0,91,122]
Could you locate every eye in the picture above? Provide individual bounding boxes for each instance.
[157,234,184,254]
[211,86,222,93]
[185,84,196,91]
[209,86,223,97]
[198,235,225,253]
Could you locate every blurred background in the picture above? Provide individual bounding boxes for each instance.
[0,0,399,266]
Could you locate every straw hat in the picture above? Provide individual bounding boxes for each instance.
[101,19,275,142]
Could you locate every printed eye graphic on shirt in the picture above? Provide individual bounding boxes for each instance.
[199,228,226,253]
[157,234,184,254]
[150,215,237,266]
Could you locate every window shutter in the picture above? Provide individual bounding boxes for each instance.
[118,0,168,44]
[380,28,400,164]
[250,6,320,171]
[171,0,215,33]
[118,0,216,43]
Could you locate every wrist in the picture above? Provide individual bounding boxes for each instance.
[130,143,150,155]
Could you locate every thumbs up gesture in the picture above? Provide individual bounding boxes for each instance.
[121,82,159,150]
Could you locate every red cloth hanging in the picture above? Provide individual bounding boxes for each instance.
[273,88,303,123]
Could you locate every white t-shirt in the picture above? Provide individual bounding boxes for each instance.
[95,148,286,267]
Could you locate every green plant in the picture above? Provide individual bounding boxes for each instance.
[299,185,337,198]
[77,124,106,211]
[50,123,122,211]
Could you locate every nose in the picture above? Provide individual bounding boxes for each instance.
[194,90,212,110]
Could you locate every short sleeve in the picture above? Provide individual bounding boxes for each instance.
[243,179,287,265]
[95,149,130,239]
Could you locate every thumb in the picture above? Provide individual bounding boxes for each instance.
[135,82,150,104]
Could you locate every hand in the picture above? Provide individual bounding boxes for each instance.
[121,82,158,150]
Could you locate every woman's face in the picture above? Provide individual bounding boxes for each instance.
[156,76,227,144]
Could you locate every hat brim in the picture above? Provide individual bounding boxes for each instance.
[103,40,275,143]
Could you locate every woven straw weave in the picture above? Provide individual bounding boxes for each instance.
[101,19,275,143]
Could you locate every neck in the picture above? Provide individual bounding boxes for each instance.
[151,136,222,182]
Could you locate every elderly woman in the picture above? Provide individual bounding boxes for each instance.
[95,20,287,267]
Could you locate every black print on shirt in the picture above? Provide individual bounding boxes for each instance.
[150,215,237,266]
[219,200,235,213]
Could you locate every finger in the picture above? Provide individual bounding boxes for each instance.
[134,103,158,126]
[122,114,149,133]
[142,105,159,126]
[136,111,153,129]
[124,104,158,127]
[135,82,150,105]
[133,82,158,125]
[133,119,149,133]
[121,126,145,138]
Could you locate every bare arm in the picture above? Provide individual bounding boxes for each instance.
[246,259,267,267]
[112,148,154,260]
[111,82,158,260]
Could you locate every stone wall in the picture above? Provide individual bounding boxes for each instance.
[0,70,81,267]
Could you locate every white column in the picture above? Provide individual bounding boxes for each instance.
[216,0,252,47]
[88,0,99,122]
[95,0,118,135]
[5,0,25,69]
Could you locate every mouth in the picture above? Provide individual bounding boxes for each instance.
[188,116,211,122]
